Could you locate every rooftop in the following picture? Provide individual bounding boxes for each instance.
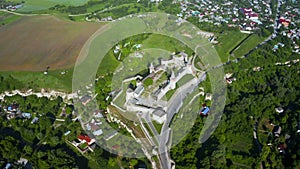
[78,135,92,143]
[153,109,166,117]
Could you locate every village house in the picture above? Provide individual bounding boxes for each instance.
[80,95,92,106]
[71,135,96,153]
[275,107,284,114]
[104,130,118,141]
[273,125,282,137]
[199,104,210,116]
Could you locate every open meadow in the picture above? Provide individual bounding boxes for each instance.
[9,0,89,12]
[0,15,105,71]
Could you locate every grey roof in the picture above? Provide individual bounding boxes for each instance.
[153,109,166,117]
[134,85,144,95]
[104,130,118,140]
[93,129,103,136]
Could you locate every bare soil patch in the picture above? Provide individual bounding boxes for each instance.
[0,15,105,71]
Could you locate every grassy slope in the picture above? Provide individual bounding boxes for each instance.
[0,11,21,26]
[215,30,248,62]
[142,34,194,56]
[232,34,265,57]
[0,69,73,92]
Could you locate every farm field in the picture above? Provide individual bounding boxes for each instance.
[10,0,89,12]
[0,15,105,71]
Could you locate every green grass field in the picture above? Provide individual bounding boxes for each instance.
[10,0,89,12]
[152,120,163,133]
[232,34,265,57]
[142,34,194,56]
[0,11,21,26]
[0,68,73,92]
[215,31,248,62]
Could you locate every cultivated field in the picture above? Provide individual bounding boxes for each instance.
[0,15,105,71]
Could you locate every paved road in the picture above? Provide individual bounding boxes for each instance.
[158,73,206,169]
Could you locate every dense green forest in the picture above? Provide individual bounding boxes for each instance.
[170,36,300,168]
[0,95,150,168]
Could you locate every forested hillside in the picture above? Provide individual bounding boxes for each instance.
[171,35,300,168]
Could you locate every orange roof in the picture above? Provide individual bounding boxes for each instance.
[78,135,92,143]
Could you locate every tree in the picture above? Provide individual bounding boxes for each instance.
[0,136,21,160]
[23,145,33,155]
[130,159,138,167]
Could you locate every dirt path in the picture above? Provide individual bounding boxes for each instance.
[0,9,47,16]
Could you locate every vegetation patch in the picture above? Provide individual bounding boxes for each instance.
[9,0,89,12]
[215,30,249,62]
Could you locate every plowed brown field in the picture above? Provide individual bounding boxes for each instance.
[0,15,104,71]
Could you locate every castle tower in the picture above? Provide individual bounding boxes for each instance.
[170,70,176,89]
[149,63,155,74]
[187,63,193,74]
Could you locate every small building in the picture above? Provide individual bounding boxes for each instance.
[273,125,282,137]
[31,117,39,124]
[64,130,71,136]
[275,107,284,114]
[199,106,210,116]
[22,113,31,119]
[7,106,13,112]
[17,157,31,169]
[94,110,103,118]
[136,163,147,169]
[152,109,167,124]
[80,95,92,106]
[93,129,103,136]
[205,93,212,101]
[112,145,120,150]
[4,163,12,169]
[7,103,19,112]
[104,130,118,141]
[77,135,95,145]
[277,143,287,153]
[71,134,96,153]
[134,85,144,97]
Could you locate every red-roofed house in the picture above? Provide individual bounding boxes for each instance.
[249,13,259,20]
[70,135,96,153]
[78,135,94,145]
[112,145,120,150]
[279,17,290,27]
